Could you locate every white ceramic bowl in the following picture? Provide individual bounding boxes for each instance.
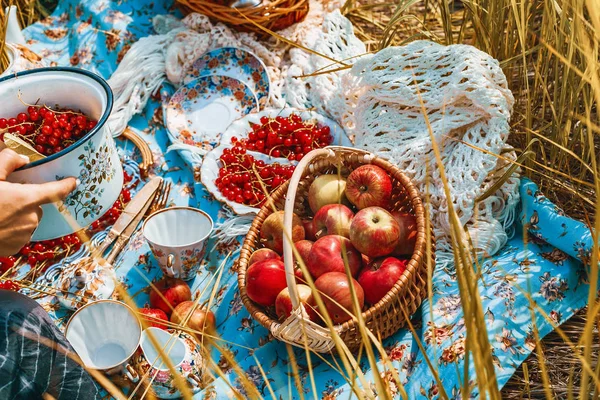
[65,300,142,373]
[0,67,123,240]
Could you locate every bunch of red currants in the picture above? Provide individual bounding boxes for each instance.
[0,105,97,156]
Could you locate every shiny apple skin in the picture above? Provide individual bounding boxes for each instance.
[275,284,319,322]
[248,248,281,267]
[138,308,169,329]
[246,259,288,307]
[302,219,318,241]
[349,206,400,258]
[358,256,408,305]
[314,272,364,324]
[307,235,363,278]
[170,301,216,337]
[149,277,192,316]
[308,174,348,213]
[313,204,355,239]
[391,211,418,256]
[260,211,305,254]
[345,165,393,209]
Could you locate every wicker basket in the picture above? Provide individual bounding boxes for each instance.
[175,0,309,34]
[236,147,433,353]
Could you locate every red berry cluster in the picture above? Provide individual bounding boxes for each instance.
[0,256,17,274]
[0,280,19,291]
[215,144,295,207]
[0,105,97,156]
[11,178,132,270]
[231,114,333,161]
[19,235,83,267]
[89,185,132,230]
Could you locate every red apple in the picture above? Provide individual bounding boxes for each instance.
[260,211,305,254]
[149,277,192,316]
[293,240,313,283]
[358,256,408,305]
[307,235,362,278]
[248,248,281,267]
[349,206,400,258]
[302,219,318,241]
[313,204,355,239]
[391,211,418,256]
[246,259,288,307]
[345,165,393,209]
[294,240,313,266]
[314,272,364,324]
[308,174,348,213]
[138,308,169,329]
[275,284,319,322]
[171,301,216,338]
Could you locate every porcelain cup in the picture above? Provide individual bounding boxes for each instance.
[143,207,213,281]
[126,327,205,399]
[65,300,141,375]
[0,67,123,240]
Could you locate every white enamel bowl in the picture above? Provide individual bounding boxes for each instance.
[0,67,123,240]
[65,300,142,374]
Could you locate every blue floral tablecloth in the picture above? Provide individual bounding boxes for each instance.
[20,1,597,398]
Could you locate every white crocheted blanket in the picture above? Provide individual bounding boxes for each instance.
[108,2,519,266]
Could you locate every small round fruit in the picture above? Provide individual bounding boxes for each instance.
[314,272,364,324]
[345,165,393,209]
[246,259,288,307]
[275,285,318,322]
[391,211,418,256]
[138,308,169,329]
[302,219,318,241]
[248,248,281,266]
[358,256,408,305]
[149,277,192,316]
[170,301,216,337]
[260,211,305,254]
[308,175,348,213]
[349,207,400,258]
[307,235,362,278]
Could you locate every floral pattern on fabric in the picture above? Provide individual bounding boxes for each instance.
[21,0,597,398]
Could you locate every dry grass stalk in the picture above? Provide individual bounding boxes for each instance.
[5,0,600,397]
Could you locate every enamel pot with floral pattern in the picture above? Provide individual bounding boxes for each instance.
[0,67,123,240]
[126,327,205,399]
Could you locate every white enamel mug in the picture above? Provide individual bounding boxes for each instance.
[65,300,142,375]
[143,207,213,281]
[1,67,123,240]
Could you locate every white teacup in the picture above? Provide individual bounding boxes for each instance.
[65,300,141,375]
[143,207,213,281]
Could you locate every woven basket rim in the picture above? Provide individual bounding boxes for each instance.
[237,148,430,341]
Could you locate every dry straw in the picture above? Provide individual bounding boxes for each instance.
[3,0,600,398]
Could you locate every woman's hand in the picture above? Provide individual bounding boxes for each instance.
[0,149,77,256]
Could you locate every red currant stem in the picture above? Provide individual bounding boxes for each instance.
[16,95,88,118]
[0,122,37,136]
[250,165,272,197]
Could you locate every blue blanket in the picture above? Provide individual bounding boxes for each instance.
[21,0,596,397]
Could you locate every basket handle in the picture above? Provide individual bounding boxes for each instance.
[282,146,376,309]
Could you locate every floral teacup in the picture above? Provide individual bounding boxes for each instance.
[126,327,205,399]
[143,207,213,281]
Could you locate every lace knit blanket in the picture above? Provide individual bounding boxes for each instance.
[108,3,519,265]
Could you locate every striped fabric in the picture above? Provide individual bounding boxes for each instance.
[0,290,101,400]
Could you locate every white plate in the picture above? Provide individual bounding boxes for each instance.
[184,47,270,110]
[201,144,293,215]
[165,75,258,149]
[220,108,351,164]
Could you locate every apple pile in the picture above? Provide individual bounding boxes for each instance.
[142,277,216,339]
[244,164,418,325]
